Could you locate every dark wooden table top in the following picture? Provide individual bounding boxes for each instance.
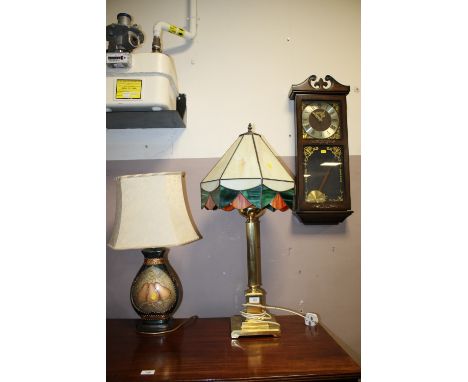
[107,316,360,381]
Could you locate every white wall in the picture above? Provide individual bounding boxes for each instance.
[106,0,361,160]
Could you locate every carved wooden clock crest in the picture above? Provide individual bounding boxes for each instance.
[289,75,353,225]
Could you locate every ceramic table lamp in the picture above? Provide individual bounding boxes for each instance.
[108,172,201,333]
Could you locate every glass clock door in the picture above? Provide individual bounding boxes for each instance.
[303,145,344,204]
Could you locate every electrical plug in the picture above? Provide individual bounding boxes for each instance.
[304,312,319,327]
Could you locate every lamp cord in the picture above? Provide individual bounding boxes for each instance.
[240,307,281,327]
[243,303,305,318]
[138,315,198,335]
[242,303,319,327]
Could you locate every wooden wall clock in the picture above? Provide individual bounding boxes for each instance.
[289,75,353,225]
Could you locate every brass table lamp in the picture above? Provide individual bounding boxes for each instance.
[108,172,201,333]
[201,124,295,338]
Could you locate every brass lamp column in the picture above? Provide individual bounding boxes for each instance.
[242,207,265,314]
[230,207,281,338]
[201,124,295,339]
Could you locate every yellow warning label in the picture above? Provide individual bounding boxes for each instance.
[115,79,142,99]
[168,24,185,37]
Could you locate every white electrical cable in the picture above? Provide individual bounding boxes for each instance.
[240,308,280,327]
[242,303,319,327]
[244,303,305,318]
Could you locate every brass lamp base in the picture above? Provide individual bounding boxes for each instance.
[230,315,281,338]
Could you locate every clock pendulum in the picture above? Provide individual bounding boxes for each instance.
[306,166,333,203]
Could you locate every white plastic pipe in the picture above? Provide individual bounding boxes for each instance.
[153,0,197,41]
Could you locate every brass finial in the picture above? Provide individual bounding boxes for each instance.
[248,123,253,132]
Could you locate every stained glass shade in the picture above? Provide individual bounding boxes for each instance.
[201,128,295,212]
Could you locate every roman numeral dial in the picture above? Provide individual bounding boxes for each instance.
[302,101,340,139]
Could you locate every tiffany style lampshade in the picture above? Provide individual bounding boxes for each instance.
[201,124,295,338]
[108,172,201,333]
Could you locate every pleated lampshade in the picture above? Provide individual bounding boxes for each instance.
[109,172,201,250]
[201,126,295,212]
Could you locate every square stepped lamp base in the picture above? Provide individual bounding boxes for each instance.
[230,315,281,338]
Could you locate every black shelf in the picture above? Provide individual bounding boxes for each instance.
[106,94,186,129]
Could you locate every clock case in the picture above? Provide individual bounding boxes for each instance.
[289,75,353,225]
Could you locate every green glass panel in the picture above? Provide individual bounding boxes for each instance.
[201,184,295,211]
[200,189,210,208]
[218,186,239,208]
[279,188,295,209]
[210,187,221,207]
[240,185,262,208]
[260,187,278,208]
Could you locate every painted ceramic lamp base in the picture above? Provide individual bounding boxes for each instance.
[137,319,173,333]
[130,248,181,333]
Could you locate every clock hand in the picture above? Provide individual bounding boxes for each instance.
[313,110,326,122]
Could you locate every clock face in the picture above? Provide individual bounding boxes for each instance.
[303,145,344,204]
[302,101,340,139]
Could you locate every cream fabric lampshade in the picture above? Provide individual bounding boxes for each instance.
[109,172,201,250]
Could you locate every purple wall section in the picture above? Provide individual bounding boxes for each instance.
[106,155,361,362]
